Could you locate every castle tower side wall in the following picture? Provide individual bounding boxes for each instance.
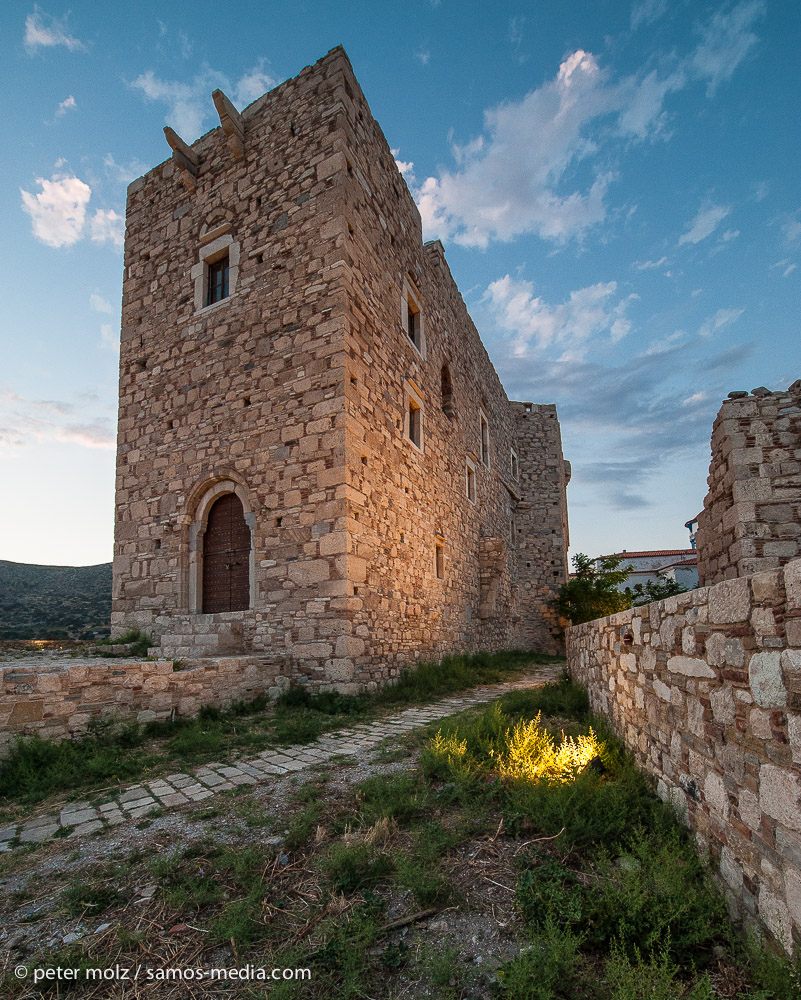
[511,403,570,652]
[322,68,568,683]
[113,49,357,682]
[696,384,801,587]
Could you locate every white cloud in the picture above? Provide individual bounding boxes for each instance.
[782,216,801,244]
[20,173,91,247]
[509,16,525,50]
[391,149,415,180]
[415,47,431,66]
[89,209,124,248]
[678,202,731,245]
[772,259,797,278]
[631,0,668,31]
[633,256,668,270]
[234,61,277,107]
[131,66,228,138]
[681,391,708,407]
[55,95,76,117]
[90,293,112,314]
[413,5,763,249]
[690,0,765,96]
[416,50,622,247]
[643,330,686,356]
[720,229,739,242]
[484,274,637,359]
[131,61,277,139]
[24,6,85,53]
[100,323,119,352]
[699,307,744,338]
[103,154,148,185]
[0,390,115,452]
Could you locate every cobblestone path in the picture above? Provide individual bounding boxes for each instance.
[1,665,561,851]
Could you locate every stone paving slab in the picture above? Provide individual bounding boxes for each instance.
[1,666,560,849]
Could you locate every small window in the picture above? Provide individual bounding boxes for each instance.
[466,457,476,503]
[408,397,422,448]
[407,299,420,345]
[192,230,240,313]
[435,541,444,579]
[441,364,454,418]
[207,254,229,305]
[401,275,425,356]
[510,448,519,481]
[479,409,490,468]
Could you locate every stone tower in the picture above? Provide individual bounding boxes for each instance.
[112,47,570,690]
[695,382,801,587]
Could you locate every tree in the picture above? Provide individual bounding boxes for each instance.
[556,553,634,625]
[627,574,687,606]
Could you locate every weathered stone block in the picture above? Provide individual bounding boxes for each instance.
[760,764,801,831]
[710,684,735,724]
[667,655,716,679]
[749,651,787,708]
[709,577,751,624]
[8,700,44,724]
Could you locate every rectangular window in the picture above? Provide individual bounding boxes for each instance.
[408,396,422,449]
[402,275,425,356]
[479,409,490,468]
[466,457,476,503]
[510,449,519,480]
[435,542,444,579]
[207,255,230,305]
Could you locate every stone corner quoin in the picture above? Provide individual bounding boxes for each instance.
[112,45,571,692]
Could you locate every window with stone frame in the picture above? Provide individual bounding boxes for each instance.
[479,408,490,468]
[191,224,240,314]
[435,539,445,579]
[401,274,425,357]
[404,380,424,452]
[510,448,519,481]
[466,456,477,503]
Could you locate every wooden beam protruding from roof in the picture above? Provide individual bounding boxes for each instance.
[212,89,245,162]
[163,126,199,193]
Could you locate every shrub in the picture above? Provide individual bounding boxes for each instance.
[498,918,583,999]
[321,842,395,893]
[584,828,728,962]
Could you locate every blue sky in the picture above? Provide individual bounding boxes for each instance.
[1,0,798,566]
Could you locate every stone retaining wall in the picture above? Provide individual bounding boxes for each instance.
[0,656,283,756]
[568,556,801,955]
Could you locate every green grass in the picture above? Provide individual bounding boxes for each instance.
[375,649,557,706]
[0,648,556,808]
[417,678,801,1000]
[92,628,152,658]
[5,677,799,1000]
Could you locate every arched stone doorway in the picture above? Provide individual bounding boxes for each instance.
[187,478,256,614]
[202,492,251,613]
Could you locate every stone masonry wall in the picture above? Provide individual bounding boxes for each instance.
[333,83,568,679]
[568,557,801,955]
[696,382,801,587]
[0,657,282,757]
[114,50,360,680]
[113,47,569,687]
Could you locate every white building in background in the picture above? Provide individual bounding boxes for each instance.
[599,549,699,593]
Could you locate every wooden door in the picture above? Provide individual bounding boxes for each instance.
[202,493,250,613]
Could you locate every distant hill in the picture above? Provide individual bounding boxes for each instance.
[0,560,111,640]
